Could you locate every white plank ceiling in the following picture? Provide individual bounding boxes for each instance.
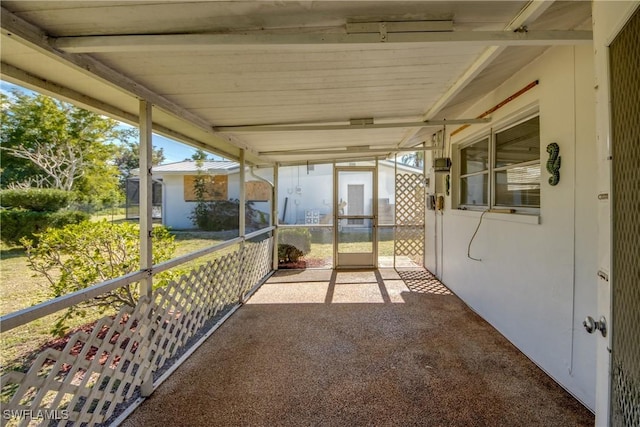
[0,1,592,165]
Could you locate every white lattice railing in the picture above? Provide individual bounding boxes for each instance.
[0,227,274,426]
[395,173,426,266]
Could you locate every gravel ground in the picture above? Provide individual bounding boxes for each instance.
[120,268,594,427]
[99,303,237,427]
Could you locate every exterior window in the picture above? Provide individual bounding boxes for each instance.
[494,116,540,207]
[458,115,540,211]
[459,138,489,206]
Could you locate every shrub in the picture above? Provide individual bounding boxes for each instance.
[0,209,89,245]
[22,220,176,336]
[0,188,72,212]
[191,199,238,231]
[190,199,268,232]
[278,244,304,263]
[278,228,312,263]
[48,210,91,228]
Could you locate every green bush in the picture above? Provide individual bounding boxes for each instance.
[191,199,238,231]
[48,210,91,228]
[0,209,89,245]
[0,188,72,212]
[190,199,268,232]
[278,244,304,263]
[278,228,312,263]
[22,220,176,336]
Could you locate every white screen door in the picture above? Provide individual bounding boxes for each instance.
[606,9,640,425]
[335,168,377,268]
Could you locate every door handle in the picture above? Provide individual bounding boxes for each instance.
[583,316,607,337]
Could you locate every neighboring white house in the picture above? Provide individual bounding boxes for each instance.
[140,160,270,230]
[276,160,421,226]
[144,160,420,229]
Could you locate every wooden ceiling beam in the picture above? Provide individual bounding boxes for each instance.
[217,118,489,133]
[53,30,591,53]
[260,146,435,156]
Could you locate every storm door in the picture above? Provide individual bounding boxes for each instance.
[609,9,640,425]
[334,168,377,268]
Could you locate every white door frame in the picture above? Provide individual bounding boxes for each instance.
[593,3,639,425]
[334,166,378,269]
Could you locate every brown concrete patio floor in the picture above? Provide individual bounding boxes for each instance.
[122,269,593,427]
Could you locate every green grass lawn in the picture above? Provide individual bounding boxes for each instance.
[1,243,91,372]
[0,246,51,316]
[0,226,395,373]
[0,231,226,373]
[301,239,394,263]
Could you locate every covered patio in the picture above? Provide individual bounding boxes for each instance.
[121,269,593,426]
[1,2,638,426]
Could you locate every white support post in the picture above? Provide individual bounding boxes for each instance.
[374,158,379,267]
[238,149,246,302]
[272,164,279,270]
[393,158,397,269]
[139,100,153,299]
[138,99,154,398]
[423,141,429,272]
[239,149,246,237]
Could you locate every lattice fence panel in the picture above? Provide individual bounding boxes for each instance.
[1,238,274,426]
[1,302,153,426]
[395,226,424,257]
[395,174,426,266]
[241,237,274,297]
[146,249,242,371]
[610,9,640,427]
[395,174,426,225]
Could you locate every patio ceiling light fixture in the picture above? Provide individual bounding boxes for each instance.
[345,20,454,34]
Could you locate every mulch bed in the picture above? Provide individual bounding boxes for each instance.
[278,258,330,269]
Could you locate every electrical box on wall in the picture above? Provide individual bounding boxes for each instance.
[433,157,451,172]
[433,173,445,194]
[427,194,436,211]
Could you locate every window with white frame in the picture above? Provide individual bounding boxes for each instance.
[458,115,540,211]
[459,137,489,207]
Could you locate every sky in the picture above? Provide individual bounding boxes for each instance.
[1,80,215,164]
[152,134,200,163]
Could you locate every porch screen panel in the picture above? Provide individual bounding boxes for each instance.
[0,236,276,425]
[395,173,426,267]
[610,9,640,427]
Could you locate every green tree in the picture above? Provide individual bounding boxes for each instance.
[22,220,176,336]
[191,149,209,162]
[0,90,129,206]
[401,151,424,168]
[113,139,165,190]
[190,149,211,229]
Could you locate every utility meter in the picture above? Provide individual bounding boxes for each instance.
[433,157,451,172]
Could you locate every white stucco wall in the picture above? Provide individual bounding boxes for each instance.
[160,172,272,230]
[277,164,334,224]
[425,44,598,409]
[378,165,398,207]
[161,175,195,229]
[276,162,409,224]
